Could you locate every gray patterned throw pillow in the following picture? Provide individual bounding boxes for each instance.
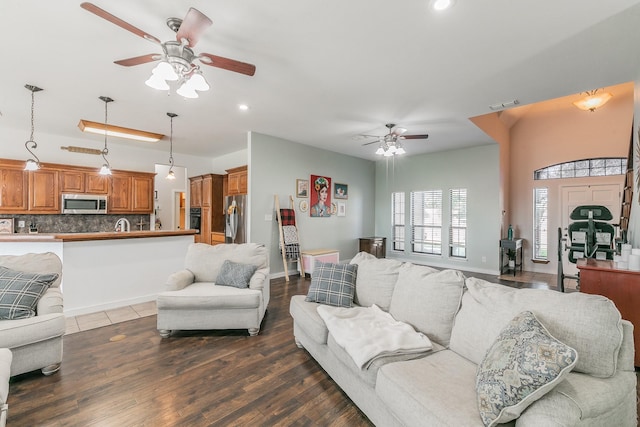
[305,262,357,308]
[216,260,258,289]
[476,311,578,426]
[0,266,59,320]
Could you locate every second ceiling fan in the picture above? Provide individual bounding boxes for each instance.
[80,2,256,98]
[362,123,429,156]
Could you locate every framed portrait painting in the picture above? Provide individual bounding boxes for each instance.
[309,175,332,217]
[334,183,348,199]
[296,179,309,198]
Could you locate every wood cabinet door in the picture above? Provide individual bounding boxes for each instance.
[190,177,202,207]
[60,170,85,193]
[202,175,213,207]
[29,168,60,212]
[132,175,153,213]
[86,174,109,194]
[0,167,27,212]
[200,206,212,244]
[226,166,248,195]
[109,174,132,212]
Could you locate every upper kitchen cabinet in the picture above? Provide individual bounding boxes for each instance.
[60,170,109,194]
[226,165,248,195]
[29,167,59,212]
[109,172,155,214]
[190,176,203,207]
[0,161,27,212]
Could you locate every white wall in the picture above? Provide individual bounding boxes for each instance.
[249,132,376,278]
[374,144,501,274]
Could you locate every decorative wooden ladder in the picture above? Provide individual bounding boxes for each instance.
[619,125,634,243]
[275,195,304,281]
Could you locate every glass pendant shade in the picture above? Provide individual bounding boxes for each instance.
[153,62,179,81]
[145,73,170,90]
[177,83,198,99]
[99,164,112,175]
[24,158,39,171]
[188,73,210,91]
[166,169,176,180]
[375,146,385,155]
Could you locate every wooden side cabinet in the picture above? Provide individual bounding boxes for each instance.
[359,237,386,258]
[577,259,640,367]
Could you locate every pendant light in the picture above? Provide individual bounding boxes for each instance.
[166,112,178,180]
[98,96,114,175]
[23,84,43,171]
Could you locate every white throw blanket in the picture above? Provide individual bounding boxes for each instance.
[317,304,432,369]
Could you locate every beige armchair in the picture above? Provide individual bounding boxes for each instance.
[0,252,65,376]
[157,243,270,337]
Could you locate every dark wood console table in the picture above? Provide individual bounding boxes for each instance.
[577,258,640,367]
[359,237,386,258]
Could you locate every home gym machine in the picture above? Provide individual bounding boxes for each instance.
[557,205,616,292]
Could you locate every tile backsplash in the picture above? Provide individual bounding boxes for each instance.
[5,214,152,234]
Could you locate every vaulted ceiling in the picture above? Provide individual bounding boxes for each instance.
[1,1,639,161]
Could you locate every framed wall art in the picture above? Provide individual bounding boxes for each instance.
[337,202,346,217]
[296,179,309,198]
[334,183,348,199]
[310,175,332,217]
[0,219,13,234]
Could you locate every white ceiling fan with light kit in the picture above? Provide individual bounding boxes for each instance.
[361,123,429,157]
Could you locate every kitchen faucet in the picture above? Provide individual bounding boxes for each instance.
[114,218,130,232]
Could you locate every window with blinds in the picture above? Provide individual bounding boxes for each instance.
[533,188,548,260]
[449,188,467,258]
[392,192,405,251]
[411,190,442,255]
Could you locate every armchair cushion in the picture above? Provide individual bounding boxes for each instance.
[216,260,257,289]
[0,267,59,320]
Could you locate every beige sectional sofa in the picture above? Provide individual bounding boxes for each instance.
[289,252,637,426]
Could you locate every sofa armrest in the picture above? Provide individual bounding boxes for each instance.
[249,267,269,291]
[164,269,195,291]
[37,288,64,316]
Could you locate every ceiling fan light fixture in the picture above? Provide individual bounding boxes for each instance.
[177,83,199,99]
[145,73,170,90]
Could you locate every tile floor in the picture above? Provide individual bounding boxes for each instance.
[65,301,157,335]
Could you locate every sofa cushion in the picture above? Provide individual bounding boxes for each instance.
[0,252,62,289]
[157,282,261,309]
[184,243,267,283]
[449,277,622,378]
[376,350,486,426]
[290,295,329,345]
[305,262,357,308]
[216,260,257,289]
[349,255,403,310]
[0,267,59,319]
[476,311,578,426]
[389,266,463,346]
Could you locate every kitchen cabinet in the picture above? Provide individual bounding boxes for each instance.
[0,163,27,212]
[226,165,248,195]
[60,170,109,194]
[29,168,59,212]
[189,173,224,245]
[109,173,154,214]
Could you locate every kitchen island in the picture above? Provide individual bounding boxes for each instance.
[0,230,197,316]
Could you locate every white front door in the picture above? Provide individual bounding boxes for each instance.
[560,184,621,276]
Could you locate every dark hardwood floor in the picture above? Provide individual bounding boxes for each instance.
[7,270,639,426]
[9,275,372,427]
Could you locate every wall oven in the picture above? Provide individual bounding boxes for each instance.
[62,194,108,214]
[190,207,201,234]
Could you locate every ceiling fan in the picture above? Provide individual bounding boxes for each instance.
[80,2,256,98]
[362,123,429,156]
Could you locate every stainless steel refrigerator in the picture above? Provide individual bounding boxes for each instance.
[225,195,247,244]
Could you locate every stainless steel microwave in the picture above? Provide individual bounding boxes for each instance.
[62,194,108,214]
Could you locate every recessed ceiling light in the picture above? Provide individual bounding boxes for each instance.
[431,0,455,11]
[238,104,250,111]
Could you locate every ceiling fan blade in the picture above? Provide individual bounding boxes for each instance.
[114,54,161,67]
[199,53,256,76]
[80,2,161,45]
[402,134,429,140]
[176,7,213,48]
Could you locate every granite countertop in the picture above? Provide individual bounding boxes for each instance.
[0,230,197,242]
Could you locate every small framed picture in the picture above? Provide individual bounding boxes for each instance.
[334,183,348,199]
[296,179,309,198]
[299,200,308,213]
[337,202,346,217]
[0,219,13,234]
